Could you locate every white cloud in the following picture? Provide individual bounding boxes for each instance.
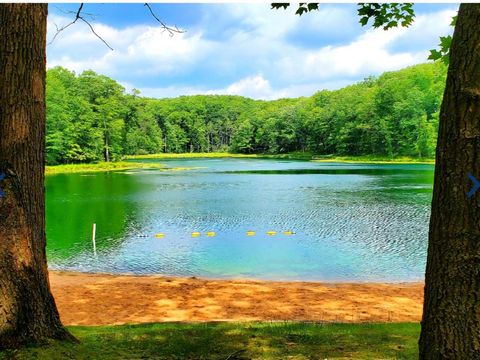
[47,14,213,77]
[271,9,456,84]
[47,5,456,100]
[222,74,275,99]
[135,76,281,100]
[132,76,279,100]
[138,76,356,100]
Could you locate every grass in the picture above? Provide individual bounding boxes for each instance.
[45,153,434,175]
[313,155,435,164]
[127,152,435,164]
[1,322,420,359]
[44,162,202,175]
[45,161,169,175]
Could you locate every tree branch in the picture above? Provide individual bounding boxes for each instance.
[79,17,113,50]
[144,3,184,36]
[48,3,113,50]
[49,3,184,49]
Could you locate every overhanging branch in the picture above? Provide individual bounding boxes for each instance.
[49,3,184,50]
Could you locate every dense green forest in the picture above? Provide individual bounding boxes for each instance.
[46,63,446,164]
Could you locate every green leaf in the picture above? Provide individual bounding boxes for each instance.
[428,49,442,61]
[271,3,290,10]
[439,35,452,50]
[386,20,398,29]
[272,2,319,15]
[357,3,415,29]
[450,15,457,26]
[295,6,307,16]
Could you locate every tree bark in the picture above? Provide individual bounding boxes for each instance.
[420,4,480,359]
[0,4,73,349]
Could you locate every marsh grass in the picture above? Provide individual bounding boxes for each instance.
[44,162,202,175]
[127,152,435,164]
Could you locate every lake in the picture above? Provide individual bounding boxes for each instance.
[46,158,434,282]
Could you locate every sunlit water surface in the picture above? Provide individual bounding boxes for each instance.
[46,158,434,282]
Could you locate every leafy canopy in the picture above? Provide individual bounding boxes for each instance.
[271,3,415,29]
[271,3,455,64]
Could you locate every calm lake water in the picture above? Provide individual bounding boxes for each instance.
[46,158,434,282]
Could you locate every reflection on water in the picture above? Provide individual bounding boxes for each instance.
[46,159,434,281]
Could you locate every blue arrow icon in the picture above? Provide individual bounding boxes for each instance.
[467,173,480,198]
[0,172,5,198]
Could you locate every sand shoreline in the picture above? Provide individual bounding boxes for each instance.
[49,269,422,284]
[49,271,424,326]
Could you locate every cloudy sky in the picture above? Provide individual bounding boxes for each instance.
[47,3,458,100]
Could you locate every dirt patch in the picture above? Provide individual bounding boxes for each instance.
[50,271,423,326]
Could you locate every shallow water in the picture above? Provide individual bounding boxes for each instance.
[46,158,434,282]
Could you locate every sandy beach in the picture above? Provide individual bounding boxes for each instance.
[49,271,424,326]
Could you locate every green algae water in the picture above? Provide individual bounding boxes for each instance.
[46,158,434,282]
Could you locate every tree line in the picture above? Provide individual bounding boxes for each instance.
[46,62,446,164]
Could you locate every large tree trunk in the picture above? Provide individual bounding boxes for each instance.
[0,4,73,348]
[420,4,480,359]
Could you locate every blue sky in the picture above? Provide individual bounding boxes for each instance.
[47,3,458,100]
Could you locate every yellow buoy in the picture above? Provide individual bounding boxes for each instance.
[283,231,294,236]
[191,232,201,237]
[155,233,165,238]
[246,230,256,236]
[206,231,216,237]
[266,231,277,236]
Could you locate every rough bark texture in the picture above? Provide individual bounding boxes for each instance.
[0,4,73,349]
[420,4,480,359]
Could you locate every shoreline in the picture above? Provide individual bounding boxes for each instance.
[45,154,435,175]
[49,270,424,326]
[127,152,435,164]
[49,268,423,284]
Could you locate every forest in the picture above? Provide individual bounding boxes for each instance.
[46,62,447,164]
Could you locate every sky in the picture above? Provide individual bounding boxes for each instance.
[47,3,458,100]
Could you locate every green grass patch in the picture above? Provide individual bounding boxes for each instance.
[313,155,435,164]
[44,161,208,175]
[45,154,434,175]
[45,161,169,175]
[1,322,419,359]
[127,152,434,164]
